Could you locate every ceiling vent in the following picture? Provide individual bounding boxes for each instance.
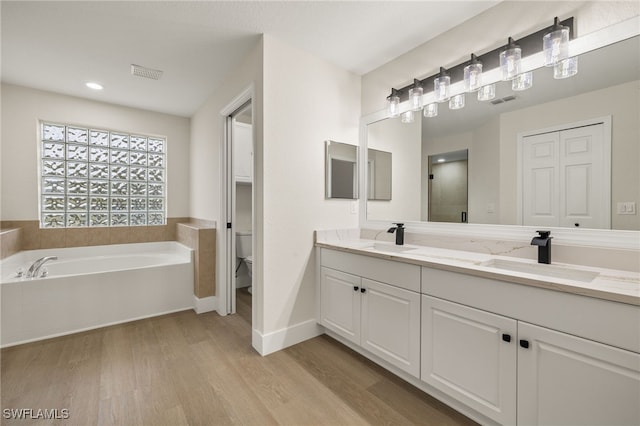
[491,95,517,105]
[130,64,163,80]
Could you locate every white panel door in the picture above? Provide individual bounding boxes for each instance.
[522,122,609,228]
[421,295,517,425]
[360,278,420,377]
[522,132,560,227]
[559,124,607,228]
[320,267,361,344]
[518,322,640,426]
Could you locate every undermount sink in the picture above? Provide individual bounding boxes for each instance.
[481,259,599,283]
[368,242,416,253]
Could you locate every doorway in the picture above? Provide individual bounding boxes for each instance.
[231,103,253,323]
[428,149,469,223]
[221,94,254,320]
[518,117,611,229]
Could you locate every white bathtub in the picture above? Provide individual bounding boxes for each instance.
[1,241,194,347]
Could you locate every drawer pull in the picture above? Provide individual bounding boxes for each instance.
[354,286,359,291]
[360,288,366,293]
[502,333,511,343]
[520,339,530,349]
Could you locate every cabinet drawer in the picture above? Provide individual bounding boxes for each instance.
[321,248,420,292]
[422,266,640,353]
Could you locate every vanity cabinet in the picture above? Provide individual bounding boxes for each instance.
[319,249,421,377]
[421,295,517,425]
[319,268,361,343]
[517,322,640,426]
[423,294,640,425]
[317,247,639,425]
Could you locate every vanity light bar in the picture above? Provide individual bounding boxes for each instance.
[387,17,574,103]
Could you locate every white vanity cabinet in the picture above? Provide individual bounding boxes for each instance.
[421,295,517,425]
[422,266,640,426]
[319,268,361,343]
[517,322,640,426]
[319,249,421,377]
[316,245,639,425]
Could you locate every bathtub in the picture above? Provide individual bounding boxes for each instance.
[1,241,194,347]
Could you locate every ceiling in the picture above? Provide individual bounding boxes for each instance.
[1,1,499,117]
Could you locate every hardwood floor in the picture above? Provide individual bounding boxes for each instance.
[1,290,476,426]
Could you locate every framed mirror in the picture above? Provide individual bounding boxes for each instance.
[363,33,640,232]
[325,140,358,199]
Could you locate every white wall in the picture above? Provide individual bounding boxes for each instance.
[469,117,501,224]
[361,1,640,115]
[189,38,264,332]
[0,83,190,220]
[190,34,360,346]
[367,117,421,221]
[262,34,360,334]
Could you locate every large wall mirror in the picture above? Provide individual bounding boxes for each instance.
[364,33,640,232]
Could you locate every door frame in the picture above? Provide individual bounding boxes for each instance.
[219,85,254,316]
[516,116,611,227]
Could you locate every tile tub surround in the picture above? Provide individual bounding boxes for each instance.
[315,229,640,306]
[0,228,21,259]
[177,222,216,298]
[0,218,190,257]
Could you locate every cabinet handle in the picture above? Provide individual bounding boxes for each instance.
[519,339,530,349]
[354,286,359,291]
[360,287,366,293]
[502,333,511,343]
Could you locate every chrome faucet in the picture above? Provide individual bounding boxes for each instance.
[26,256,58,278]
[531,231,552,264]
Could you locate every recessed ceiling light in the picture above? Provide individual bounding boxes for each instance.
[437,158,445,163]
[86,82,103,90]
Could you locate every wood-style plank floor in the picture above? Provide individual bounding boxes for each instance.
[1,288,477,426]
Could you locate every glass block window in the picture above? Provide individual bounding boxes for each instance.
[39,122,166,228]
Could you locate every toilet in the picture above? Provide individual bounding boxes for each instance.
[236,231,253,293]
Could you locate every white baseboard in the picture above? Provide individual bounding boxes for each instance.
[252,319,323,356]
[193,295,217,314]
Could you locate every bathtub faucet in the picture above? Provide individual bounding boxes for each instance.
[26,256,58,278]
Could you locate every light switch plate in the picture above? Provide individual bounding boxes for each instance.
[617,202,636,215]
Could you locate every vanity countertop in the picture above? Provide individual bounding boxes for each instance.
[315,236,640,306]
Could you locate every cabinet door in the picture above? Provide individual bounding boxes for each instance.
[421,295,517,425]
[320,267,360,344]
[233,122,253,183]
[360,278,420,377]
[518,322,640,426]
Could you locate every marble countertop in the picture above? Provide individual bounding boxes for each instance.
[315,231,640,306]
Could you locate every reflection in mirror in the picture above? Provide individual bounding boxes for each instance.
[428,150,468,223]
[367,116,421,221]
[367,148,392,200]
[365,35,639,231]
[325,140,358,199]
